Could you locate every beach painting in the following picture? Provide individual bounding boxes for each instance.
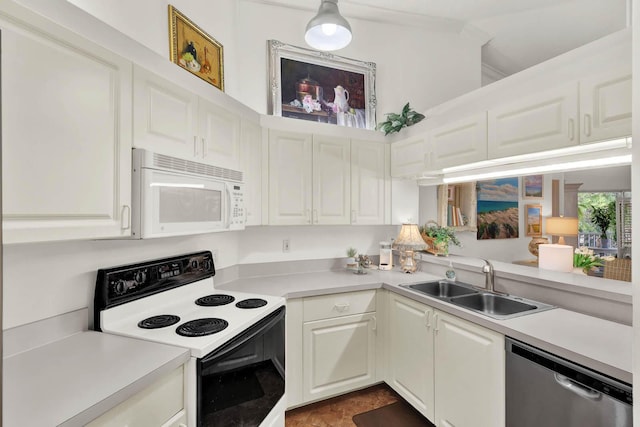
[476,178,519,240]
[523,175,543,199]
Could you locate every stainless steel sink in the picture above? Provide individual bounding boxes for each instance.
[405,280,478,299]
[401,280,555,320]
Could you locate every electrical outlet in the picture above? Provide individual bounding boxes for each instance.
[282,239,290,253]
[211,249,219,264]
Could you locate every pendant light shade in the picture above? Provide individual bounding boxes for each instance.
[305,0,352,51]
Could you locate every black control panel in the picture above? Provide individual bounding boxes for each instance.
[94,251,215,330]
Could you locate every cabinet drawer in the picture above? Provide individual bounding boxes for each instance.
[303,290,376,322]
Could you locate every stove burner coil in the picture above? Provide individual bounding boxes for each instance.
[176,318,229,337]
[137,314,181,329]
[195,294,235,307]
[235,298,268,309]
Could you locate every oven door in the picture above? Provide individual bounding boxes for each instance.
[197,306,285,427]
[139,168,229,238]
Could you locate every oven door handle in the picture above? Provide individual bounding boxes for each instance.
[200,306,285,366]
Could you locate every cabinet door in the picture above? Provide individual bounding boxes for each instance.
[488,83,578,159]
[312,135,350,225]
[268,130,312,225]
[434,311,505,427]
[387,294,434,421]
[579,68,632,144]
[133,65,198,158]
[198,98,241,170]
[351,140,386,225]
[390,136,427,178]
[303,313,376,402]
[241,120,263,226]
[428,113,487,170]
[2,20,132,243]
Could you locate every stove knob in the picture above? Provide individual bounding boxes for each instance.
[134,270,146,284]
[114,280,127,295]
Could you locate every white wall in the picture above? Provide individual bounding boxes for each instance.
[563,165,631,192]
[66,0,482,116]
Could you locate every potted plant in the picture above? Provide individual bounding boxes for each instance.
[419,221,461,256]
[346,247,358,269]
[590,203,615,248]
[376,102,425,135]
[573,247,604,275]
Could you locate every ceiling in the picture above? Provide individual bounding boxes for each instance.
[261,0,628,80]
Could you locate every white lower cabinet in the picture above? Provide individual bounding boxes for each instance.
[303,312,377,402]
[87,366,185,427]
[387,293,505,427]
[388,292,435,420]
[434,311,505,427]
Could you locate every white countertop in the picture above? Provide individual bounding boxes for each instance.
[217,267,632,384]
[3,331,190,427]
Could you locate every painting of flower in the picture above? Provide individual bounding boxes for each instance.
[476,177,519,240]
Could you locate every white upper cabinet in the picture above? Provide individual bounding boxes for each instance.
[198,98,241,171]
[133,65,198,157]
[351,140,388,225]
[268,130,313,225]
[390,136,427,178]
[240,120,263,226]
[312,135,351,225]
[133,66,241,170]
[579,67,632,144]
[488,83,579,159]
[2,16,133,243]
[428,113,488,170]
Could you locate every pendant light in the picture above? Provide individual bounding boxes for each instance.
[305,0,352,51]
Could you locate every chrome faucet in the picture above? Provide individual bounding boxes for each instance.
[480,258,496,293]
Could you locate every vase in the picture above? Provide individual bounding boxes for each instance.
[528,236,549,258]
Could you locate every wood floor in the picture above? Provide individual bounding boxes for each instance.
[284,384,401,427]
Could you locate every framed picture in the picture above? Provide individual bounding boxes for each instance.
[523,175,543,199]
[268,40,376,130]
[447,186,456,203]
[476,178,519,240]
[168,5,224,91]
[525,204,542,236]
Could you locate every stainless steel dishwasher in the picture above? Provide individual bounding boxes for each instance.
[506,337,632,427]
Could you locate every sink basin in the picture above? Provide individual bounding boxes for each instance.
[450,293,551,320]
[406,281,478,299]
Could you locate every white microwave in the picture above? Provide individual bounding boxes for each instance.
[131,149,245,239]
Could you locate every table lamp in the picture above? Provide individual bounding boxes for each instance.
[538,216,578,272]
[392,224,427,273]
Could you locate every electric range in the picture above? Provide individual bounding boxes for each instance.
[94,251,286,427]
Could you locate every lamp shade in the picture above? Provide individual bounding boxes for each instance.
[545,216,578,244]
[392,224,427,250]
[305,0,352,51]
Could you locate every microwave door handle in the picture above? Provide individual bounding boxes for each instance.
[225,185,232,228]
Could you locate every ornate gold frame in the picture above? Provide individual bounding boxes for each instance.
[168,5,224,91]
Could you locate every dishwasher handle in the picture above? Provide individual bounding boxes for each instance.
[554,373,602,400]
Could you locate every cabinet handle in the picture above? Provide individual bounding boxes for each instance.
[434,313,439,333]
[351,210,357,223]
[334,303,350,312]
[425,310,431,328]
[568,118,575,141]
[584,114,592,137]
[202,137,207,158]
[193,135,199,157]
[371,315,377,331]
[121,205,131,230]
[313,209,318,224]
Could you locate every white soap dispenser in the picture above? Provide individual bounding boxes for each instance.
[445,261,456,281]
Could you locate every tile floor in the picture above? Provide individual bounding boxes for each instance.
[284,384,400,427]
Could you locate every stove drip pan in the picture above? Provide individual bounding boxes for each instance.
[235,298,268,309]
[137,314,181,329]
[176,318,229,337]
[196,294,236,307]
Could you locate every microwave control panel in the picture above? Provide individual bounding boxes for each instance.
[229,183,245,230]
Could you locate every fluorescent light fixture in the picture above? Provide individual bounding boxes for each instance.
[150,183,205,189]
[443,154,632,184]
[305,0,352,51]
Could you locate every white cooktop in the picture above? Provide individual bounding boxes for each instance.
[100,278,285,358]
